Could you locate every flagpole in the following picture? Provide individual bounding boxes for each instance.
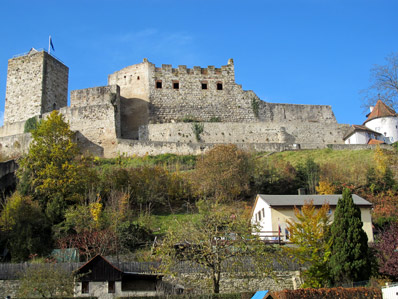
[48,35,51,55]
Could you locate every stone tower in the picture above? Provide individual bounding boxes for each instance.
[4,48,69,125]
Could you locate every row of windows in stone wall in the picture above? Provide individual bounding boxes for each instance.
[155,80,223,91]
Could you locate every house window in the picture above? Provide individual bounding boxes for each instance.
[82,281,89,294]
[108,281,115,293]
[137,76,140,80]
[258,211,262,221]
[217,82,223,90]
[201,82,208,90]
[173,82,180,90]
[156,81,162,89]
[262,208,265,218]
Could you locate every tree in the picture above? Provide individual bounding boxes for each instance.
[193,145,251,201]
[316,180,337,195]
[56,202,118,261]
[296,158,320,194]
[361,52,398,111]
[252,159,299,194]
[329,189,371,284]
[0,192,51,261]
[374,222,398,280]
[17,111,95,223]
[155,200,275,293]
[17,262,74,298]
[286,201,332,288]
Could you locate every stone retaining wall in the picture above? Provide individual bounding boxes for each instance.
[139,122,350,145]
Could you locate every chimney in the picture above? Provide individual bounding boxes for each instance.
[298,188,306,195]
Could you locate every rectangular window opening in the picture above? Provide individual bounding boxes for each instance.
[217,83,223,90]
[82,281,89,294]
[173,82,180,90]
[156,81,162,89]
[202,83,208,90]
[108,281,115,293]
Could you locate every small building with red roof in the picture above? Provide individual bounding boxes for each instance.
[343,100,398,144]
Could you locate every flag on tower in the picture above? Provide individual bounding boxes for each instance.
[49,36,55,54]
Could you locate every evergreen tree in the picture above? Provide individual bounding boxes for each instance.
[329,189,371,284]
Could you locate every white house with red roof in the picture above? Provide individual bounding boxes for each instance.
[344,100,398,144]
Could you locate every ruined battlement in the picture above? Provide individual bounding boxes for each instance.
[70,85,120,107]
[154,58,234,77]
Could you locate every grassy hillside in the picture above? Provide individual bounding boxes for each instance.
[259,148,376,168]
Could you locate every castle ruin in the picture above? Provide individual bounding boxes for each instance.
[0,49,352,158]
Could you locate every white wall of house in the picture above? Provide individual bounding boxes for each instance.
[252,199,374,242]
[344,131,383,144]
[345,131,369,144]
[365,117,398,144]
[251,198,273,239]
[74,281,158,299]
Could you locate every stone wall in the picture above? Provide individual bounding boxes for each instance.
[4,50,68,124]
[258,102,337,123]
[147,59,258,124]
[4,51,44,124]
[139,122,350,145]
[41,51,69,113]
[108,60,151,139]
[0,133,32,158]
[107,59,338,126]
[114,139,316,157]
[0,271,299,297]
[70,85,120,108]
[164,271,300,294]
[0,280,19,298]
[0,120,26,137]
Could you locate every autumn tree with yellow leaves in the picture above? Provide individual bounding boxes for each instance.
[17,111,95,224]
[286,200,332,288]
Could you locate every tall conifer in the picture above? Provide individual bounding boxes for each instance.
[329,189,371,284]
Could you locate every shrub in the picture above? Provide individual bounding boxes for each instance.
[24,116,40,133]
[251,98,260,118]
[274,287,381,299]
[209,116,221,122]
[192,122,204,141]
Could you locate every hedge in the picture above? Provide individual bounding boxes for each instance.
[274,287,382,299]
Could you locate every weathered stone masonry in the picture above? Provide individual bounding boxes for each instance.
[0,49,356,158]
[4,49,68,125]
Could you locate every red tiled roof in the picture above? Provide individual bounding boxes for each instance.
[364,100,397,124]
[367,139,384,145]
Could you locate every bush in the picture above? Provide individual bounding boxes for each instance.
[274,287,381,299]
[23,116,40,133]
[117,293,254,299]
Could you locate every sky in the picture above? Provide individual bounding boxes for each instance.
[0,0,397,126]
